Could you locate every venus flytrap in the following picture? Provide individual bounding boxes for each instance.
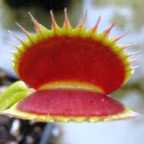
[0,9,137,122]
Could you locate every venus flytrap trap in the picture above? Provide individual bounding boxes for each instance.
[0,9,137,122]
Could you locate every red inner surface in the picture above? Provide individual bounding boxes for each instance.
[18,36,126,93]
[17,89,125,116]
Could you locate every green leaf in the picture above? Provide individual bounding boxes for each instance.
[0,81,31,111]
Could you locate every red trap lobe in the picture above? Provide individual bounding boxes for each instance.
[17,89,125,117]
[18,36,126,94]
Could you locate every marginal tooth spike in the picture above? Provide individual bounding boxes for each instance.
[16,23,31,36]
[16,23,34,43]
[7,41,17,48]
[104,23,115,36]
[50,10,59,30]
[128,54,136,59]
[8,30,21,42]
[128,58,136,63]
[121,44,132,49]
[132,65,139,69]
[10,49,17,55]
[91,16,102,32]
[12,57,15,62]
[28,12,41,32]
[129,56,137,61]
[128,50,142,56]
[63,8,71,28]
[113,33,127,42]
[77,10,87,28]
[8,30,27,47]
